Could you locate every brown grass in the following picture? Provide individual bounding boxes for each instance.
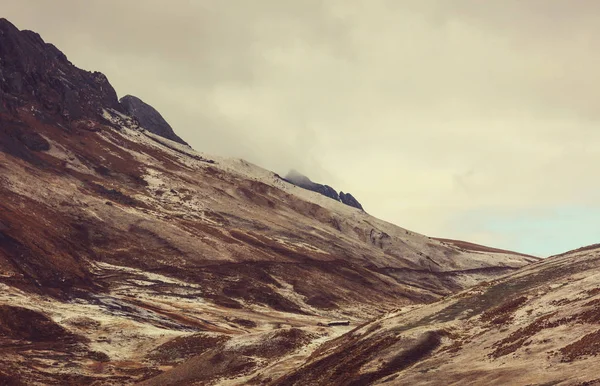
[480,296,528,326]
[0,305,81,343]
[140,328,314,386]
[273,330,442,386]
[147,334,230,365]
[490,312,573,358]
[560,329,600,362]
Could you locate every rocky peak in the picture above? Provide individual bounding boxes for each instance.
[340,192,363,210]
[0,18,123,120]
[284,169,364,211]
[120,95,188,146]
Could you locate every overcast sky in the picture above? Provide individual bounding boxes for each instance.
[4,0,600,256]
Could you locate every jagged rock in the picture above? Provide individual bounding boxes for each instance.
[313,184,339,201]
[0,18,123,120]
[340,192,363,210]
[284,170,364,211]
[285,170,340,201]
[120,95,188,146]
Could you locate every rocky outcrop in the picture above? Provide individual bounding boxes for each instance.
[285,169,340,201]
[340,192,363,210]
[120,95,188,146]
[284,170,364,210]
[0,18,123,120]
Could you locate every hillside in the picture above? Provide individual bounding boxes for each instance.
[0,18,539,385]
[269,245,600,385]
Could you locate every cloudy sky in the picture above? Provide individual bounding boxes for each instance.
[4,0,600,256]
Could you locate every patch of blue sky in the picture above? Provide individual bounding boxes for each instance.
[449,206,600,257]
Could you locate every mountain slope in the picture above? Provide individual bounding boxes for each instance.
[270,245,600,386]
[0,18,538,385]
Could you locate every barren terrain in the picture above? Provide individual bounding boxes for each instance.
[271,246,600,386]
[0,17,577,386]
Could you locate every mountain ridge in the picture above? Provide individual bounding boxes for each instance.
[120,94,189,146]
[284,169,365,210]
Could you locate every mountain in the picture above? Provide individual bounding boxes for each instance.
[0,18,122,120]
[284,169,365,210]
[0,19,539,385]
[120,94,189,146]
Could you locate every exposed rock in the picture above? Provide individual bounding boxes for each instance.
[340,191,363,210]
[0,18,123,120]
[120,95,188,145]
[285,169,364,210]
[285,169,339,201]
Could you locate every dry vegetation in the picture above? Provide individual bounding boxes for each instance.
[0,21,557,384]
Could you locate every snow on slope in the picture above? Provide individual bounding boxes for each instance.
[0,106,540,386]
[102,108,537,274]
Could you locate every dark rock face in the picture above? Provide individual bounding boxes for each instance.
[285,170,339,201]
[340,192,363,210]
[120,95,188,146]
[284,170,364,211]
[319,185,340,201]
[0,18,123,120]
